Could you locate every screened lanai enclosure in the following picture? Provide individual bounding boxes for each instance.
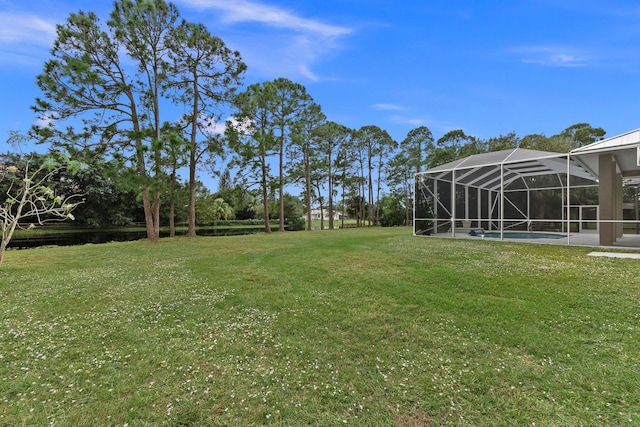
[414,129,640,247]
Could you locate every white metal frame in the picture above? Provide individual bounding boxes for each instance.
[413,149,600,244]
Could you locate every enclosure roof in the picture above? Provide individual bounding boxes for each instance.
[418,148,597,191]
[425,148,563,172]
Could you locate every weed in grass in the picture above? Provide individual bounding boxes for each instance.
[0,228,639,425]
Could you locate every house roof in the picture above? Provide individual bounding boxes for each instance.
[571,128,640,154]
[571,128,640,184]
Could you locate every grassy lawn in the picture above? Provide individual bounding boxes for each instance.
[310,219,358,228]
[1,228,639,426]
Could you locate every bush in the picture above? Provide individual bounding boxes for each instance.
[286,216,306,231]
[380,194,406,227]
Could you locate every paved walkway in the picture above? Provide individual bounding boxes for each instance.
[588,251,640,259]
[427,230,640,250]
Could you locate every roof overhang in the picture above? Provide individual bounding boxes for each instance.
[571,128,640,185]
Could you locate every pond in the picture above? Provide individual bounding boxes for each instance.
[7,226,265,249]
[474,231,565,239]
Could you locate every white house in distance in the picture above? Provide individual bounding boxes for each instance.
[414,128,640,247]
[309,209,348,221]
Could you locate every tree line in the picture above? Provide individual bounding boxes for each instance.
[3,0,608,239]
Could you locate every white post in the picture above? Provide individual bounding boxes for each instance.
[464,185,469,226]
[567,155,571,245]
[433,178,438,234]
[413,174,417,236]
[561,186,565,233]
[477,187,482,229]
[500,163,504,240]
[451,171,456,237]
[527,188,531,231]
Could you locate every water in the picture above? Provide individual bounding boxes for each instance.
[7,226,264,249]
[477,231,565,239]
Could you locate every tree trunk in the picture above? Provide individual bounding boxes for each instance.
[305,144,312,230]
[368,156,374,226]
[0,220,19,266]
[328,157,334,230]
[358,162,365,227]
[153,191,161,239]
[0,187,26,266]
[261,154,271,233]
[187,72,199,238]
[169,201,176,237]
[278,132,285,232]
[340,174,346,229]
[169,169,177,237]
[134,127,158,241]
[152,58,163,241]
[376,155,382,226]
[141,186,158,241]
[360,175,366,227]
[0,240,7,267]
[187,159,196,237]
[404,181,413,226]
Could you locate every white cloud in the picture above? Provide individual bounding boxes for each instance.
[206,117,240,136]
[0,12,56,66]
[178,0,351,38]
[373,103,403,111]
[176,0,353,81]
[389,115,457,134]
[175,113,229,135]
[224,116,254,135]
[298,64,319,82]
[512,45,588,67]
[0,12,56,44]
[35,112,56,129]
[389,115,424,126]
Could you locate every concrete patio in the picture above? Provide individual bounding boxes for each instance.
[427,230,640,250]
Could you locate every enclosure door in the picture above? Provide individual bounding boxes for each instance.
[569,205,598,232]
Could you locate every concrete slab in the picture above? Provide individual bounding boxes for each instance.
[427,230,640,250]
[587,251,640,259]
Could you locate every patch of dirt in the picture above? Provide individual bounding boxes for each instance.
[394,411,431,427]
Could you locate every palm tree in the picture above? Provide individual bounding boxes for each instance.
[212,198,233,221]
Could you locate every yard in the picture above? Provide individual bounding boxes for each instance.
[0,228,638,425]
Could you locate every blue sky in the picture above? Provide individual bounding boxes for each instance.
[2,0,640,154]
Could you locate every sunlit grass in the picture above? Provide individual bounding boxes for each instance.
[1,228,639,425]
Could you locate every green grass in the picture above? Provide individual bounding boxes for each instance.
[310,219,358,228]
[1,228,639,426]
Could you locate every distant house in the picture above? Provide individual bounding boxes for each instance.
[310,209,348,221]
